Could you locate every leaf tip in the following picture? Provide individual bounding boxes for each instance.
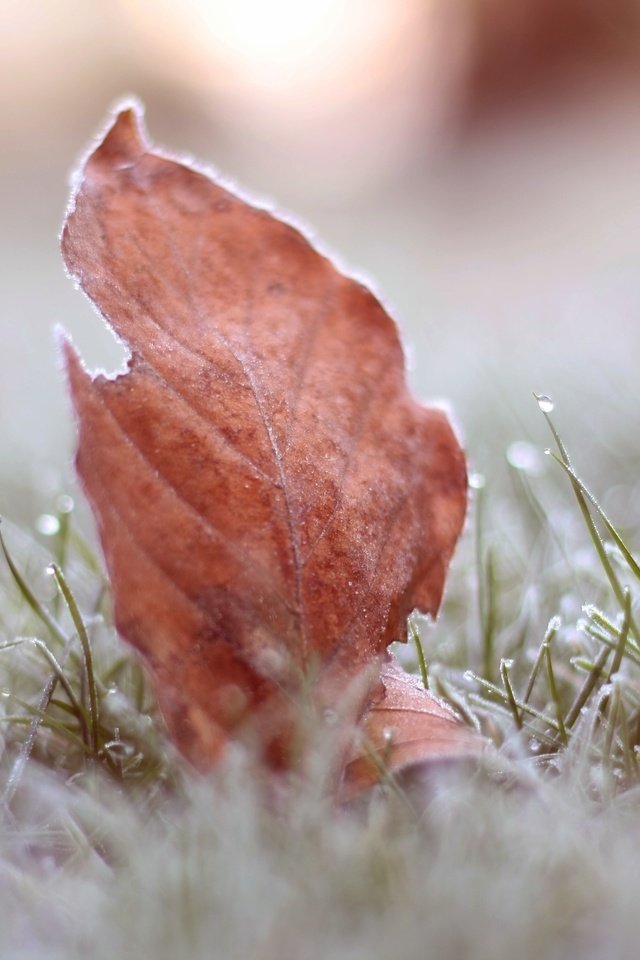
[88,101,148,173]
[61,98,149,269]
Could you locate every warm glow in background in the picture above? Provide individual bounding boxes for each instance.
[3,0,640,517]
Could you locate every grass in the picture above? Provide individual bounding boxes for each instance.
[2,397,640,957]
[0,509,172,803]
[398,398,640,799]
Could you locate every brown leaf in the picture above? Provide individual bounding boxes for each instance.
[342,657,484,801]
[61,104,467,771]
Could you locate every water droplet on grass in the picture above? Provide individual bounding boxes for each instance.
[535,394,555,413]
[56,495,74,514]
[468,473,485,490]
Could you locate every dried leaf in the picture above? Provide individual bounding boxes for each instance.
[342,657,483,800]
[61,104,467,771]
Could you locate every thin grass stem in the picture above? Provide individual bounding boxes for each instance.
[618,698,636,781]
[433,677,482,732]
[2,650,67,808]
[409,620,429,690]
[50,563,100,756]
[30,638,89,746]
[565,644,610,729]
[466,672,561,731]
[499,658,522,729]
[0,703,90,752]
[466,693,559,745]
[540,412,640,642]
[474,484,497,682]
[582,625,640,668]
[608,588,632,681]
[603,685,620,764]
[543,638,567,745]
[0,526,67,647]
[550,454,640,583]
[523,618,560,704]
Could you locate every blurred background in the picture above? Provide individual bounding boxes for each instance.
[3,0,640,524]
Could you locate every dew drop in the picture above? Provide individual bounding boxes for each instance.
[35,514,60,537]
[500,658,514,671]
[56,494,74,515]
[106,740,134,759]
[505,441,544,476]
[1,688,10,698]
[463,670,475,683]
[468,472,486,490]
[535,394,555,414]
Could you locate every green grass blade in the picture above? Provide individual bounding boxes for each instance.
[523,618,560,704]
[549,453,640,584]
[466,671,561,731]
[0,525,67,647]
[543,635,567,745]
[499,658,522,730]
[608,588,632,681]
[2,664,62,807]
[539,409,640,641]
[565,644,610,729]
[474,483,498,682]
[409,620,429,690]
[30,638,90,746]
[50,563,100,756]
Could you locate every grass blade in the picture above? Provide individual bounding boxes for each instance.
[50,563,100,756]
[409,620,429,690]
[0,525,67,647]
